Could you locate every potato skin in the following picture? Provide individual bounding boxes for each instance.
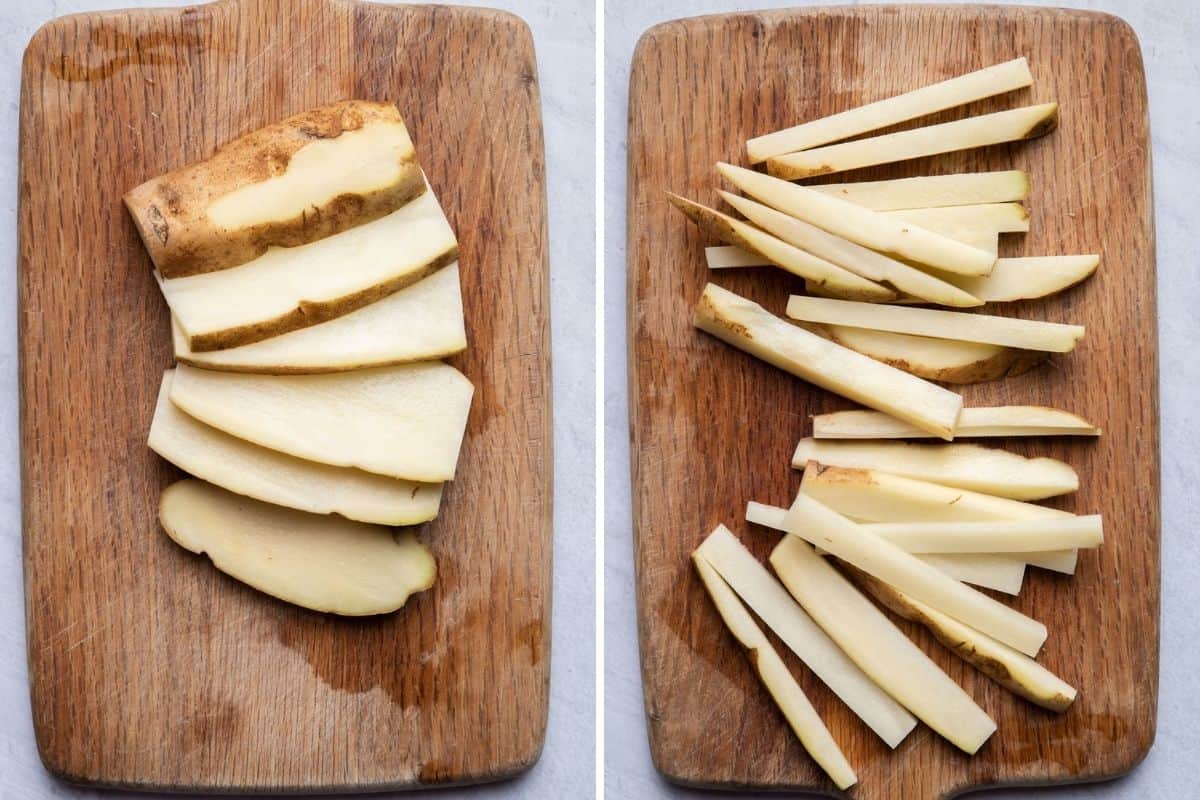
[125,100,425,278]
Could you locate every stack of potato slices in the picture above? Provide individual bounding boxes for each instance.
[127,100,471,616]
[672,59,1104,788]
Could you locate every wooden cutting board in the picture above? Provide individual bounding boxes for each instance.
[18,0,551,791]
[627,6,1157,797]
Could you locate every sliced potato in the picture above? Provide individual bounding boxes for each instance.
[810,171,1029,210]
[718,163,996,276]
[169,362,473,483]
[172,263,466,373]
[746,58,1033,163]
[883,203,1030,233]
[766,103,1059,180]
[667,193,894,300]
[126,100,426,278]
[148,371,442,525]
[783,493,1047,656]
[844,565,1076,711]
[705,245,769,269]
[770,535,996,754]
[811,406,1102,439]
[159,479,436,616]
[860,516,1103,553]
[786,295,1085,353]
[694,284,962,439]
[943,255,1100,302]
[792,439,1079,500]
[692,552,858,789]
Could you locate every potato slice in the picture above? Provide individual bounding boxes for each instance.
[161,185,459,352]
[169,362,473,483]
[770,535,996,754]
[812,406,1102,439]
[860,517,1103,553]
[704,245,769,269]
[811,171,1029,210]
[694,284,962,439]
[884,203,1030,233]
[718,163,996,275]
[816,324,1046,384]
[788,296,1084,353]
[719,191,982,307]
[159,479,436,616]
[667,193,894,300]
[943,255,1100,302]
[844,565,1076,711]
[766,103,1059,180]
[696,526,917,747]
[149,372,441,525]
[692,552,857,789]
[172,263,466,374]
[784,493,1047,656]
[792,439,1079,500]
[746,58,1033,163]
[126,101,426,278]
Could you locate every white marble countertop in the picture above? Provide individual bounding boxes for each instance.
[604,1,1199,797]
[0,1,594,798]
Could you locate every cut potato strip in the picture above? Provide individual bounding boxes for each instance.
[718,163,995,275]
[800,465,1078,575]
[884,203,1030,233]
[692,553,857,789]
[812,406,1102,439]
[149,372,442,525]
[126,101,426,278]
[161,185,459,351]
[695,284,962,439]
[169,362,473,483]
[172,263,466,373]
[943,255,1100,302]
[766,103,1059,180]
[811,171,1029,210]
[792,439,1079,500]
[771,535,996,754]
[786,295,1085,353]
[817,324,1046,384]
[784,494,1047,656]
[719,191,982,307]
[705,245,770,268]
[861,517,1103,553]
[696,526,917,747]
[745,58,1034,163]
[846,566,1076,711]
[159,479,436,616]
[744,502,1024,595]
[668,193,894,300]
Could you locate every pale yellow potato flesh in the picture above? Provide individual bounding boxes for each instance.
[792,438,1079,500]
[149,372,442,525]
[811,406,1102,439]
[770,535,996,754]
[746,58,1033,163]
[884,203,1030,233]
[692,553,858,789]
[694,284,962,439]
[172,263,466,374]
[718,163,996,275]
[786,295,1085,353]
[810,171,1029,210]
[943,255,1100,302]
[783,493,1048,656]
[169,362,473,483]
[696,525,917,747]
[766,103,1059,180]
[704,245,769,268]
[159,479,436,616]
[719,191,982,307]
[861,516,1103,553]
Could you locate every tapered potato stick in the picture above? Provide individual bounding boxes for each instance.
[694,284,962,438]
[860,517,1103,553]
[704,245,770,268]
[770,535,996,754]
[812,407,1102,439]
[766,103,1059,180]
[810,171,1029,210]
[718,163,996,276]
[746,58,1034,163]
[943,255,1100,302]
[786,295,1085,353]
[884,203,1030,233]
[692,552,858,788]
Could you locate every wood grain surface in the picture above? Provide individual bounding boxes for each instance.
[626,6,1157,797]
[19,0,552,791]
